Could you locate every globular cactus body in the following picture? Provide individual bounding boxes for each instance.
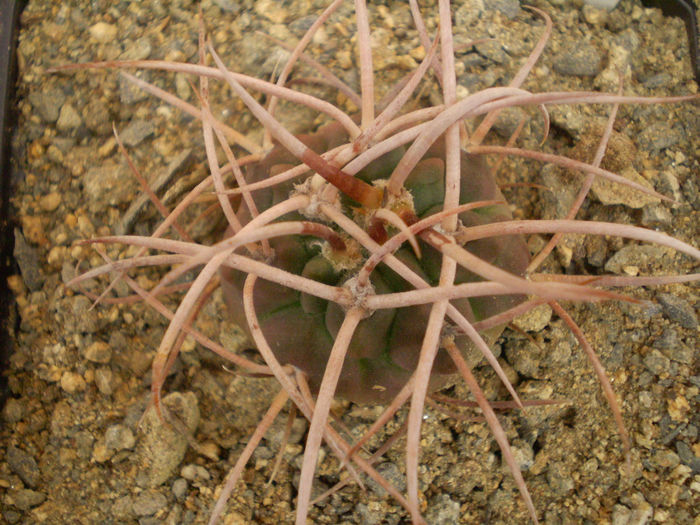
[220,120,530,404]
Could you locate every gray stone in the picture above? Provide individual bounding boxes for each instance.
[13,229,43,291]
[486,0,520,18]
[425,494,461,524]
[83,98,112,136]
[641,204,673,227]
[656,293,698,330]
[120,119,155,147]
[675,441,700,474]
[367,462,405,497]
[28,88,66,123]
[7,446,41,488]
[653,328,693,364]
[180,464,209,481]
[547,462,574,495]
[112,495,134,519]
[213,0,241,13]
[7,489,46,511]
[119,71,152,105]
[2,509,21,524]
[84,341,113,364]
[553,44,602,77]
[510,439,535,471]
[56,103,83,131]
[172,478,188,500]
[105,424,136,452]
[94,367,114,395]
[637,122,681,153]
[132,490,168,516]
[116,148,193,235]
[584,0,619,9]
[135,391,200,487]
[122,37,153,61]
[83,162,135,213]
[355,503,381,525]
[2,398,25,424]
[650,449,680,470]
[68,296,100,333]
[643,349,671,376]
[604,245,674,275]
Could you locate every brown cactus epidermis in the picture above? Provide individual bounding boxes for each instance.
[220,121,529,404]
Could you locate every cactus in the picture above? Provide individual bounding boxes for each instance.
[220,119,530,404]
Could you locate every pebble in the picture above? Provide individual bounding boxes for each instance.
[56,103,83,131]
[171,478,188,500]
[121,37,153,61]
[49,401,73,438]
[180,464,210,481]
[509,440,534,471]
[653,328,693,364]
[547,462,575,495]
[83,98,112,136]
[640,204,673,227]
[164,504,183,525]
[650,449,681,470]
[675,442,700,474]
[604,245,674,275]
[7,446,41,488]
[60,371,87,393]
[89,22,118,44]
[132,490,168,516]
[39,192,62,212]
[105,424,136,452]
[553,43,603,77]
[486,0,520,19]
[637,122,681,153]
[13,229,43,292]
[94,367,114,395]
[120,119,155,147]
[582,5,608,25]
[82,162,135,213]
[611,503,632,525]
[367,462,405,497]
[512,303,552,332]
[505,339,542,378]
[83,340,112,364]
[213,0,240,13]
[6,489,46,511]
[135,391,200,487]
[253,0,288,23]
[656,293,698,330]
[621,495,653,525]
[28,88,66,123]
[642,350,671,376]
[584,0,619,9]
[2,398,25,424]
[355,503,381,525]
[2,509,21,524]
[119,72,151,105]
[111,495,134,520]
[425,494,461,524]
[591,167,659,208]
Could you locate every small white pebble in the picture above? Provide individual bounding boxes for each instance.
[89,22,118,44]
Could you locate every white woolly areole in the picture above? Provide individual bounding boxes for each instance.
[342,276,375,315]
